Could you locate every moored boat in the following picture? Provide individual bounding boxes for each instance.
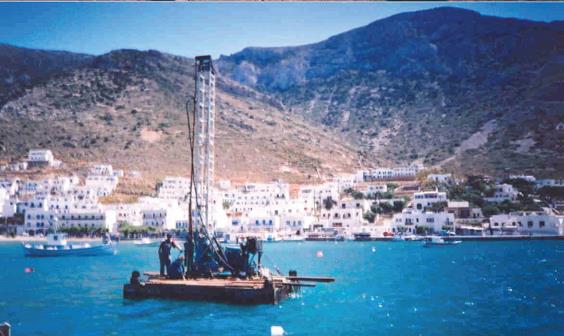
[133,237,158,246]
[23,233,117,257]
[353,232,372,241]
[423,236,462,247]
[305,229,345,241]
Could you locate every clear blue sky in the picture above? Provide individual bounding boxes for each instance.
[0,2,562,58]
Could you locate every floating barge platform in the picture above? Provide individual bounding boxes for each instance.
[124,272,332,304]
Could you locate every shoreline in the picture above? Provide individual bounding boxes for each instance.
[0,236,103,242]
[1,235,563,243]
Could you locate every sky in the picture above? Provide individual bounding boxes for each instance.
[0,2,563,58]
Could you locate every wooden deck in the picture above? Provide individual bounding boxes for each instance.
[123,273,294,304]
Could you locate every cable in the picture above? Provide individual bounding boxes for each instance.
[184,89,235,274]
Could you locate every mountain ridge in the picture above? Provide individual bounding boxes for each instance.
[218,7,564,178]
[0,6,563,182]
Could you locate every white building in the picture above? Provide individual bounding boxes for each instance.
[319,198,369,231]
[27,149,58,168]
[391,209,455,234]
[58,207,117,233]
[363,164,424,181]
[357,183,388,197]
[105,203,143,227]
[334,174,357,192]
[427,173,453,184]
[85,175,119,197]
[509,175,536,183]
[488,212,563,236]
[485,184,519,203]
[413,191,448,210]
[140,198,185,231]
[0,188,17,218]
[298,183,339,215]
[90,164,114,176]
[536,179,564,189]
[158,176,190,200]
[0,179,19,196]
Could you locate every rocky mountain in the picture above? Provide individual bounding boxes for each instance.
[218,7,564,177]
[0,46,360,188]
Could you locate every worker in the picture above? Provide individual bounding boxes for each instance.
[158,233,181,276]
[167,255,186,280]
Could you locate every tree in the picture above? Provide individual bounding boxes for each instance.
[370,203,382,214]
[323,197,336,210]
[538,186,564,200]
[222,200,232,210]
[427,201,447,213]
[503,178,535,196]
[363,211,376,223]
[482,204,501,217]
[393,200,405,213]
[351,190,364,200]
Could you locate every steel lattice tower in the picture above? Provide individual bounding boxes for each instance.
[194,55,215,229]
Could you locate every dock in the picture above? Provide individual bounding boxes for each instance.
[123,272,321,304]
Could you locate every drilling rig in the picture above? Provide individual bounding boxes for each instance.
[123,56,334,304]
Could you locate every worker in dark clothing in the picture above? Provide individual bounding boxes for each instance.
[158,233,181,276]
[167,255,186,280]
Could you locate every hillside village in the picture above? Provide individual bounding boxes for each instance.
[1,148,563,240]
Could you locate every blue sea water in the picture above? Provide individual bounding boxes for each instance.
[0,240,562,335]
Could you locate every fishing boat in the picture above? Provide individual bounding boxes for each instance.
[133,237,158,246]
[23,233,116,257]
[423,236,462,247]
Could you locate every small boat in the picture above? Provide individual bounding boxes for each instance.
[423,236,462,247]
[133,237,158,246]
[23,233,116,257]
[281,235,305,242]
[353,232,372,241]
[392,235,405,241]
[264,232,281,243]
[305,230,345,241]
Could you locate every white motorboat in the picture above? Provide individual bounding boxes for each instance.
[392,235,405,241]
[423,236,462,247]
[23,233,116,257]
[133,237,158,246]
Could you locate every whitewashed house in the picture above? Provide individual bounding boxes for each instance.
[158,176,190,200]
[85,175,119,197]
[536,179,564,189]
[485,184,519,203]
[427,173,453,184]
[363,164,424,181]
[91,164,114,176]
[488,212,563,236]
[0,179,19,196]
[58,207,117,233]
[357,183,388,197]
[140,198,185,230]
[27,149,59,168]
[334,174,357,192]
[391,209,455,234]
[412,191,448,210]
[105,203,143,227]
[0,188,17,218]
[319,198,369,231]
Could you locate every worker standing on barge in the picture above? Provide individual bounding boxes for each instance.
[158,234,181,276]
